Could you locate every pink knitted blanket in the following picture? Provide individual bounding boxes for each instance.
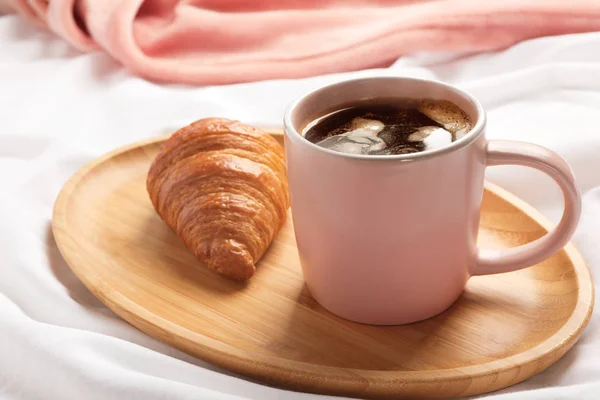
[3,0,600,84]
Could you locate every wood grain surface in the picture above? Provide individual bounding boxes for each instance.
[52,131,594,399]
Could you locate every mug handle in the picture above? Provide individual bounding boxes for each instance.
[473,140,582,276]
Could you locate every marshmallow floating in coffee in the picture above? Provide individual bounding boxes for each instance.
[316,117,387,155]
[408,126,453,151]
[350,117,385,134]
[417,100,472,140]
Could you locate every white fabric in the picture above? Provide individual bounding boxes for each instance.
[1,14,599,400]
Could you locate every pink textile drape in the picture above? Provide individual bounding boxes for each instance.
[3,0,600,85]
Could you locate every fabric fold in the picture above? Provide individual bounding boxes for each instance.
[3,0,600,85]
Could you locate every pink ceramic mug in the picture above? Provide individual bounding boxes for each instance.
[283,76,581,325]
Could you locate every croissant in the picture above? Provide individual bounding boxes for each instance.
[147,118,289,281]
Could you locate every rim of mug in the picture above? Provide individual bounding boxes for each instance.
[283,76,487,162]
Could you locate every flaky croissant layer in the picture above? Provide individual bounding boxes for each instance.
[147,118,289,281]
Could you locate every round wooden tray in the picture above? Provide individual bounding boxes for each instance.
[53,132,594,399]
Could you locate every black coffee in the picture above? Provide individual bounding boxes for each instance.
[303,98,472,156]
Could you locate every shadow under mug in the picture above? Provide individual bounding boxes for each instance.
[283,77,581,325]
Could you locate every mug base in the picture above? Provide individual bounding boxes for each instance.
[312,289,464,326]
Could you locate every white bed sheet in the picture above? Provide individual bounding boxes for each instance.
[0,15,598,400]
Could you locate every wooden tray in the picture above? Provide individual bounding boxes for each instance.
[53,132,594,399]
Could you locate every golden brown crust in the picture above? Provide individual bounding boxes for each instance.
[147,118,289,281]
